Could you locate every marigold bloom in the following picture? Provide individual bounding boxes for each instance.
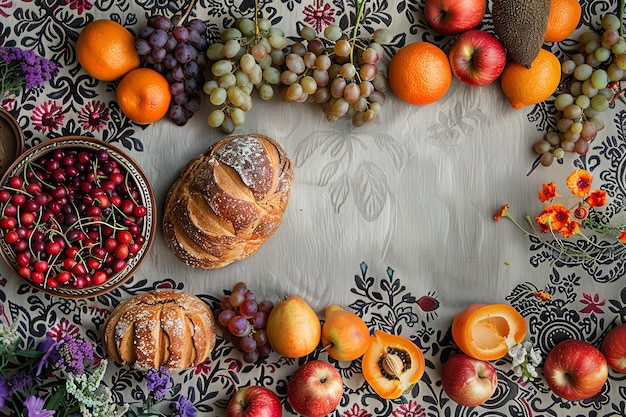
[535,203,570,233]
[538,182,558,202]
[585,189,607,207]
[619,231,626,244]
[560,219,580,238]
[494,204,509,222]
[566,169,593,198]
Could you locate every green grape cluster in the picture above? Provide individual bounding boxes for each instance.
[534,13,624,166]
[203,17,287,133]
[281,24,391,126]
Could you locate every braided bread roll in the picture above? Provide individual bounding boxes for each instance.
[162,134,293,268]
[101,289,216,371]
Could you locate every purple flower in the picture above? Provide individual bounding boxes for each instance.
[54,334,93,376]
[0,46,58,97]
[0,377,9,408]
[23,395,55,417]
[173,396,197,417]
[35,337,59,378]
[9,369,34,394]
[145,367,173,401]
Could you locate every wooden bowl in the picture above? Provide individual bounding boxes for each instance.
[0,136,156,298]
[0,109,25,177]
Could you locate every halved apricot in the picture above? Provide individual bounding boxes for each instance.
[451,303,527,361]
[362,330,425,399]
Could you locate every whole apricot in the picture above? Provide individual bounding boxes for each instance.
[321,305,370,361]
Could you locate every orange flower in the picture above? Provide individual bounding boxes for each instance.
[566,169,593,198]
[619,231,626,244]
[538,182,558,202]
[560,219,580,238]
[535,203,571,233]
[494,204,509,222]
[584,189,607,207]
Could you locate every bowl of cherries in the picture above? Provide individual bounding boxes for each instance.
[0,136,156,298]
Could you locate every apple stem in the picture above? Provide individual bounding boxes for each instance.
[320,342,333,352]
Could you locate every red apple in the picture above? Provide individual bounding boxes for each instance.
[227,385,282,417]
[424,0,486,35]
[448,30,506,87]
[601,323,626,373]
[440,353,497,407]
[544,339,608,401]
[287,360,343,417]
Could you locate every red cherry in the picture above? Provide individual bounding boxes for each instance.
[93,271,107,285]
[114,244,129,260]
[4,231,19,244]
[109,172,124,185]
[121,199,135,215]
[7,176,23,188]
[16,252,30,267]
[17,266,31,278]
[33,260,48,273]
[71,263,86,276]
[104,237,118,253]
[31,271,44,285]
[45,241,61,256]
[57,271,71,283]
[20,212,36,226]
[116,230,133,245]
[0,217,17,229]
[74,277,85,289]
[112,259,127,272]
[47,277,59,288]
[65,246,79,259]
[0,190,11,202]
[133,205,147,217]
[63,257,77,271]
[11,194,26,206]
[86,257,102,270]
[25,182,42,195]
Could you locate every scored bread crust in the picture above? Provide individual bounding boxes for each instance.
[162,134,293,269]
[101,289,216,371]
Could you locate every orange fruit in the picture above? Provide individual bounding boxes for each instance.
[388,41,452,105]
[544,0,582,42]
[116,68,171,124]
[500,48,561,109]
[76,19,140,81]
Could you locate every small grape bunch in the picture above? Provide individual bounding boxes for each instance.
[280,24,391,127]
[203,17,287,133]
[215,281,275,363]
[533,13,625,167]
[135,14,209,126]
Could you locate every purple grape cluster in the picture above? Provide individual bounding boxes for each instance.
[135,15,208,126]
[214,282,275,364]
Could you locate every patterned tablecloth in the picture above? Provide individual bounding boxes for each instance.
[2,0,626,416]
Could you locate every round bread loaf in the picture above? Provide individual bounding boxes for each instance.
[101,289,216,371]
[162,134,293,268]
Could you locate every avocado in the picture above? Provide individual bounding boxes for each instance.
[492,0,551,68]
